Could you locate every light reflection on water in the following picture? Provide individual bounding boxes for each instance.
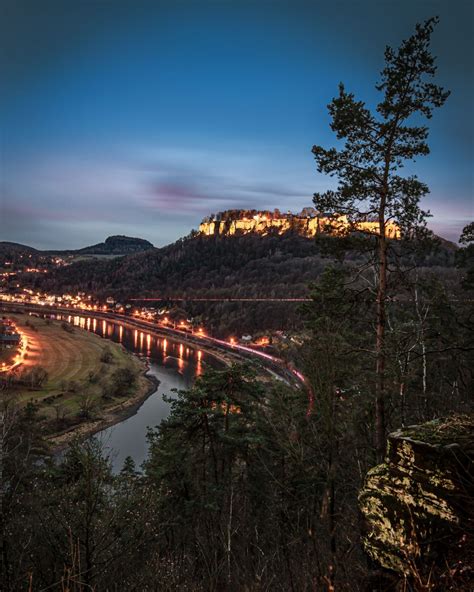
[51,314,219,472]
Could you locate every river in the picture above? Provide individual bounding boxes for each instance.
[50,314,221,472]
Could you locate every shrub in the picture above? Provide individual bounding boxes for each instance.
[88,370,100,383]
[100,346,114,364]
[78,395,96,419]
[108,367,137,397]
[21,365,48,388]
[67,380,79,393]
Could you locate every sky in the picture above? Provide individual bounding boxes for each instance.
[1,0,472,249]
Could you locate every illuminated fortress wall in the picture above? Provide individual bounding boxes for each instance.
[199,210,400,239]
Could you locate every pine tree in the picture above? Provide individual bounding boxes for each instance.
[311,18,449,459]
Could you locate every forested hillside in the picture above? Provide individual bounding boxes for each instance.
[30,232,455,298]
[32,232,326,298]
[13,231,455,336]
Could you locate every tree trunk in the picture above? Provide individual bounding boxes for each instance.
[375,233,388,462]
[414,281,428,413]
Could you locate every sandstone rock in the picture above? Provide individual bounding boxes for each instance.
[359,416,473,581]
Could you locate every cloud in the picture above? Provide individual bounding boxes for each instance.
[137,145,314,216]
[5,142,467,248]
[2,144,318,247]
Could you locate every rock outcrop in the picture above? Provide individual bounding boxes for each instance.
[198,209,401,239]
[359,416,473,585]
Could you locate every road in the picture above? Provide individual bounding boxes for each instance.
[128,297,312,302]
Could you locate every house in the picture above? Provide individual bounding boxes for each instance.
[0,318,21,350]
[0,333,21,348]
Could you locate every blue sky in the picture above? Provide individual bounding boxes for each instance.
[1,0,472,248]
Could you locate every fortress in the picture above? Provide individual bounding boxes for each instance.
[199,209,400,239]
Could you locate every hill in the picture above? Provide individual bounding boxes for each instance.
[30,232,325,299]
[0,241,53,271]
[52,235,155,256]
[19,231,458,336]
[30,231,456,298]
[0,235,155,268]
[0,241,40,256]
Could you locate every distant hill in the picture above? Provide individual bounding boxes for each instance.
[86,234,154,254]
[0,235,155,263]
[0,242,40,257]
[51,235,155,256]
[0,242,48,269]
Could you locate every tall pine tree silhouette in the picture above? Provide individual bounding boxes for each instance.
[311,18,449,459]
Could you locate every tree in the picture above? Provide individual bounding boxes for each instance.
[0,399,49,589]
[145,364,277,589]
[457,222,474,289]
[21,365,48,388]
[78,394,96,419]
[61,321,74,333]
[311,18,449,459]
[108,366,136,397]
[100,346,113,364]
[300,267,374,585]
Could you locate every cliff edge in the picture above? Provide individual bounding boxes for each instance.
[359,415,473,589]
[199,209,400,239]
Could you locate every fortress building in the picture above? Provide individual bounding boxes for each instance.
[199,209,400,239]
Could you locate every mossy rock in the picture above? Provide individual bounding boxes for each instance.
[359,415,473,578]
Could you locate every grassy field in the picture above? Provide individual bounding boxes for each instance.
[7,314,150,430]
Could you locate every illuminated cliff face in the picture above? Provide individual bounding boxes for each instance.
[199,211,400,239]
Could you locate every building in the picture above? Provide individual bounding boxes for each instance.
[199,209,401,239]
[0,319,21,350]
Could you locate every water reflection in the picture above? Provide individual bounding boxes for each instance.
[49,314,220,472]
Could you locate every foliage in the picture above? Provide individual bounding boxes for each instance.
[16,365,49,388]
[456,221,474,289]
[311,17,449,459]
[61,321,74,333]
[23,230,458,339]
[100,346,114,363]
[108,366,137,397]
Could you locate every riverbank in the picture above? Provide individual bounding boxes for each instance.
[3,313,158,449]
[47,366,160,451]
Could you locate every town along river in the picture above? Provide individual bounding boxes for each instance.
[49,314,222,472]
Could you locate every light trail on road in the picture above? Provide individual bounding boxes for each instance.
[128,297,312,302]
[1,301,315,416]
